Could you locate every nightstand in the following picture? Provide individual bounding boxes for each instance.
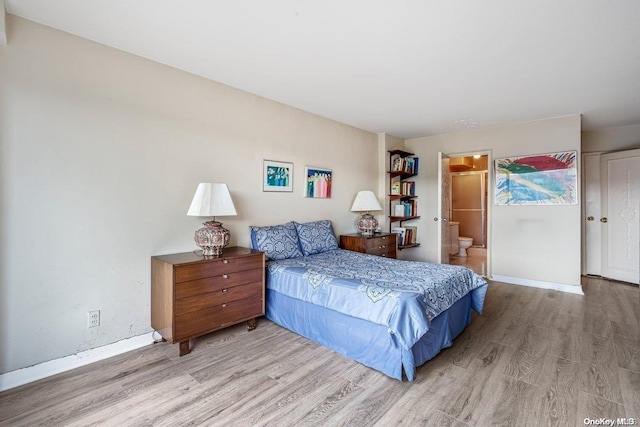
[339,233,397,259]
[151,247,265,356]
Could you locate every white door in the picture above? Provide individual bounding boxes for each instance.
[600,149,640,284]
[437,153,451,264]
[583,153,602,275]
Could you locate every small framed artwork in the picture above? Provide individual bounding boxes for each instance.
[305,166,332,198]
[263,160,293,192]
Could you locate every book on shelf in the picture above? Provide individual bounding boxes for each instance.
[401,181,415,196]
[391,182,401,195]
[391,227,406,245]
[401,199,417,217]
[404,226,417,245]
[403,157,414,174]
[394,204,405,217]
[390,155,419,175]
[392,157,402,172]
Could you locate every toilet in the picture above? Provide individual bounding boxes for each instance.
[457,237,473,257]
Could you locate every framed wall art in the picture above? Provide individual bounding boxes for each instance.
[494,151,577,205]
[305,166,332,198]
[263,160,293,192]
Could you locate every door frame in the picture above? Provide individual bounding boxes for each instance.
[437,153,451,264]
[438,149,492,276]
[582,152,603,276]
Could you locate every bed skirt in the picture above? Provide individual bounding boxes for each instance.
[265,289,473,381]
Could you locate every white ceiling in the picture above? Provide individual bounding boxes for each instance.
[5,0,640,138]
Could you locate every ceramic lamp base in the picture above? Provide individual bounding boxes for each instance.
[357,213,378,237]
[194,220,230,257]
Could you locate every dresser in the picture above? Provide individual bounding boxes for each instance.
[151,247,265,356]
[339,233,397,259]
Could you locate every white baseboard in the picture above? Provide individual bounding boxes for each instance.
[490,274,585,295]
[0,332,155,392]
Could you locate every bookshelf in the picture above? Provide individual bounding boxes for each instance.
[388,149,420,250]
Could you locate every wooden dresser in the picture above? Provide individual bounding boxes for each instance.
[151,247,265,356]
[339,233,398,259]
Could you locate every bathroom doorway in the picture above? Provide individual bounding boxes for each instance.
[443,153,489,276]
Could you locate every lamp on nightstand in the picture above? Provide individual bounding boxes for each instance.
[187,183,237,257]
[350,190,382,237]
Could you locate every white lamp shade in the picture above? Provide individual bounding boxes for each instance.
[350,190,382,212]
[187,183,237,217]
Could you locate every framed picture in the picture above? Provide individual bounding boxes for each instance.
[305,166,332,198]
[263,160,293,192]
[494,151,577,205]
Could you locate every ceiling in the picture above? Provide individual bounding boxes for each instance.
[5,0,640,138]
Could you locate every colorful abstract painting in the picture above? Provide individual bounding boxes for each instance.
[495,151,577,205]
[305,166,332,198]
[263,160,293,192]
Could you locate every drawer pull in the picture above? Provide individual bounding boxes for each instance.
[381,245,386,249]
[381,236,386,240]
[222,259,229,264]
[381,254,387,257]
[222,274,229,279]
[222,288,228,293]
[222,303,227,308]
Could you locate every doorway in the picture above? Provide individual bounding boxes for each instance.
[440,152,490,276]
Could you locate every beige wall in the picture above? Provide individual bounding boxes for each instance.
[0,0,6,46]
[0,16,378,374]
[377,133,405,232]
[406,115,582,287]
[582,123,640,153]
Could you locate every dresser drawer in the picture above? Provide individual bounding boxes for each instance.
[175,254,263,283]
[365,235,394,250]
[175,295,264,340]
[175,281,263,316]
[175,268,263,299]
[367,245,396,258]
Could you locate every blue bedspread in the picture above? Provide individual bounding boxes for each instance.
[267,249,488,351]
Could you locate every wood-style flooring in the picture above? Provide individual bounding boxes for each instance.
[0,276,638,426]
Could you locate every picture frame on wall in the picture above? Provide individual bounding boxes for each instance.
[305,166,332,198]
[494,150,577,205]
[263,160,293,192]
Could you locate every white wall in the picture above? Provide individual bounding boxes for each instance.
[0,15,378,374]
[582,123,640,153]
[405,116,582,287]
[0,0,7,46]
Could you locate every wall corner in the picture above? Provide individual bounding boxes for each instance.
[0,0,7,46]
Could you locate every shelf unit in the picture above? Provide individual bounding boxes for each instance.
[388,149,420,250]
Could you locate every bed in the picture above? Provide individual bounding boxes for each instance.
[250,220,488,381]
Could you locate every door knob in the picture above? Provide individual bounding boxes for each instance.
[600,217,608,223]
[587,216,594,221]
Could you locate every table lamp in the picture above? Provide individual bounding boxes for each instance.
[187,183,237,256]
[350,190,382,237]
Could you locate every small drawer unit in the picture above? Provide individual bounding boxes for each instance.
[151,247,265,356]
[339,233,398,259]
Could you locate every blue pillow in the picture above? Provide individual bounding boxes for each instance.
[294,220,339,256]
[249,222,303,261]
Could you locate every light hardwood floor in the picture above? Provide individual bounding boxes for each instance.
[1,277,638,426]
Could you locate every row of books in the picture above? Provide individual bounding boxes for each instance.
[390,181,415,196]
[392,226,417,247]
[391,156,419,174]
[393,200,418,217]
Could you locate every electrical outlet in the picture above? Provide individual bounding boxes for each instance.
[87,310,100,328]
